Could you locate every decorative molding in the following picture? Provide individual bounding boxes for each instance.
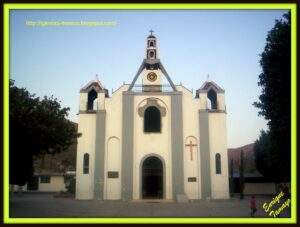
[138,98,167,117]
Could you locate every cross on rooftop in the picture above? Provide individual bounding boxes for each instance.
[149,29,154,35]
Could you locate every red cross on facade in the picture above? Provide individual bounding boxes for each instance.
[185,140,197,161]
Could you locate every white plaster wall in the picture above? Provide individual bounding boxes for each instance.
[133,95,172,200]
[208,113,230,199]
[105,137,121,200]
[103,85,128,200]
[79,93,88,111]
[76,114,96,200]
[199,93,207,110]
[96,93,105,110]
[141,69,163,86]
[178,86,201,199]
[38,176,66,192]
[217,93,226,111]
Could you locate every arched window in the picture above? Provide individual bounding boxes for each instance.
[83,153,89,174]
[144,106,161,133]
[149,41,154,47]
[208,89,217,110]
[215,153,221,174]
[149,51,154,58]
[87,89,97,111]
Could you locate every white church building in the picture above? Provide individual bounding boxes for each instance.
[75,32,230,201]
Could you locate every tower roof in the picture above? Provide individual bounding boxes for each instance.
[147,34,156,39]
[195,80,224,98]
[80,79,109,97]
[199,80,224,92]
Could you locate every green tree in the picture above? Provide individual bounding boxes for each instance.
[253,12,291,182]
[10,80,77,185]
[254,130,276,179]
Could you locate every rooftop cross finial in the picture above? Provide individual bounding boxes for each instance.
[95,74,99,81]
[206,74,210,81]
[149,29,154,36]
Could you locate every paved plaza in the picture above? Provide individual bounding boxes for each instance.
[9,193,290,218]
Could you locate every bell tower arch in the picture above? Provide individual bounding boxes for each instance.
[146,29,157,60]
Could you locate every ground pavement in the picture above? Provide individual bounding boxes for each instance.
[9,193,290,218]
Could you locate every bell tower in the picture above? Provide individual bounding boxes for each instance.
[128,30,177,92]
[141,30,162,91]
[146,29,157,60]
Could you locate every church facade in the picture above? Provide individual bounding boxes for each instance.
[75,33,230,201]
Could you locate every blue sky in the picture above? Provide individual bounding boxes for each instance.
[10,9,287,148]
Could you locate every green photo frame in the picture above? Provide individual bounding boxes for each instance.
[3,3,297,224]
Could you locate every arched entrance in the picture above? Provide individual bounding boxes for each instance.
[142,156,163,199]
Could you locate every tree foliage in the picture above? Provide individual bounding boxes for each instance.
[65,175,76,194]
[10,80,78,185]
[253,12,291,182]
[254,130,272,177]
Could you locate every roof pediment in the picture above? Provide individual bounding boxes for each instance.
[80,80,109,97]
[128,59,177,92]
[80,80,104,93]
[198,81,225,93]
[195,80,224,98]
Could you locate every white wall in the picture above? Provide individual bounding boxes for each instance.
[179,86,201,199]
[141,68,163,86]
[103,85,127,200]
[76,113,96,200]
[209,113,230,199]
[217,93,226,111]
[38,176,66,192]
[96,93,105,110]
[105,137,121,200]
[79,93,87,111]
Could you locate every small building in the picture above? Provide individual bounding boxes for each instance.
[10,142,77,193]
[24,173,66,192]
